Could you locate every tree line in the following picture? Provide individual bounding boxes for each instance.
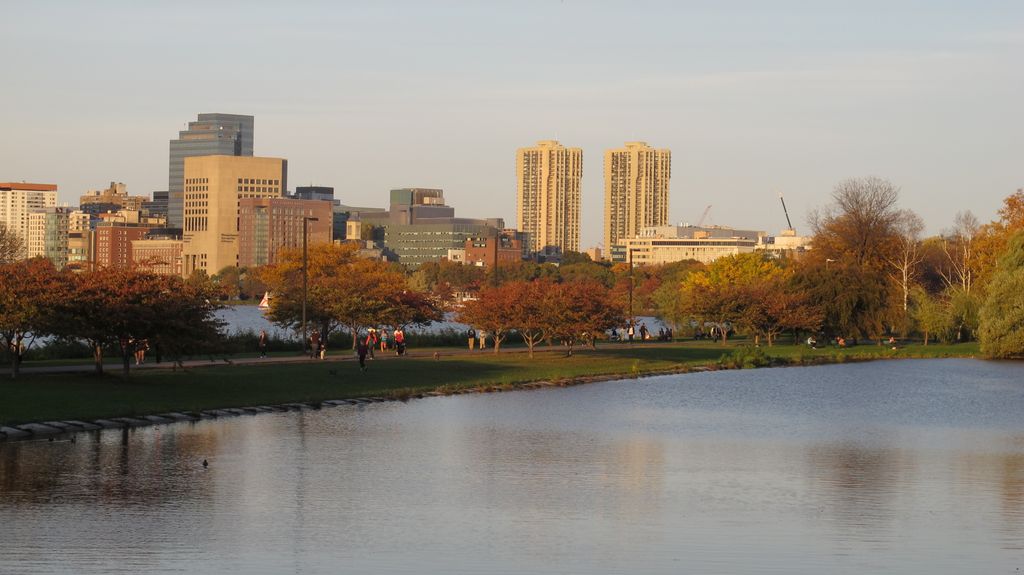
[2,176,1022,381]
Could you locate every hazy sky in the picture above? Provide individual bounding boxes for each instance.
[3,1,1022,247]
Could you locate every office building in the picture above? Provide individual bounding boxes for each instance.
[464,230,525,267]
[385,219,504,268]
[617,225,765,266]
[91,217,159,269]
[293,186,335,203]
[168,113,254,228]
[66,210,92,270]
[516,140,583,254]
[238,197,333,267]
[133,233,184,276]
[181,155,287,276]
[79,182,148,214]
[26,207,71,268]
[144,191,169,218]
[604,142,671,253]
[0,182,58,252]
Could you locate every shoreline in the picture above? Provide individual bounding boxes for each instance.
[0,345,979,442]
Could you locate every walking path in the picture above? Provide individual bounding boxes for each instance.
[0,341,678,376]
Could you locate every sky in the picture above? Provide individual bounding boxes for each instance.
[2,0,1022,247]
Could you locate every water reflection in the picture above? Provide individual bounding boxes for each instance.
[2,359,1023,574]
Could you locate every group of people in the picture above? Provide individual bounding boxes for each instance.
[465,328,490,350]
[609,323,672,342]
[121,337,151,365]
[356,327,406,372]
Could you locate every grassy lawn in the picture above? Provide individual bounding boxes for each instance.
[0,341,980,426]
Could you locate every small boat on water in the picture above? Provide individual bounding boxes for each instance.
[258,292,271,312]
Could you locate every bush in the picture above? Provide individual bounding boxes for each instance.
[719,345,772,369]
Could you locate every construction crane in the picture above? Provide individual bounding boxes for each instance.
[778,193,794,232]
[695,204,712,227]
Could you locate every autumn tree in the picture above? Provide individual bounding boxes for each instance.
[738,280,822,346]
[544,279,623,355]
[0,259,63,378]
[259,243,424,348]
[680,253,785,344]
[457,283,518,353]
[52,268,223,376]
[503,279,554,358]
[810,176,903,268]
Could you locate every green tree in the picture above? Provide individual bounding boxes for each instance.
[909,286,952,345]
[979,231,1024,358]
[679,253,785,344]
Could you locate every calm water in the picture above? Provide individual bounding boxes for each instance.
[2,359,1023,574]
[216,305,667,339]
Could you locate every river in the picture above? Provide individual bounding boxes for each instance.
[2,359,1022,573]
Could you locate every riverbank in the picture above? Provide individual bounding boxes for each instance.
[0,341,978,437]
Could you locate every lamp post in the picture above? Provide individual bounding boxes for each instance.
[301,216,319,356]
[627,246,635,341]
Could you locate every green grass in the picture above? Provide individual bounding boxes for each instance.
[0,341,980,426]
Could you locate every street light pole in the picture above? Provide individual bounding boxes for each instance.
[301,216,319,357]
[628,246,635,340]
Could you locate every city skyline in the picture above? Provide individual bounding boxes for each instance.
[3,2,1022,248]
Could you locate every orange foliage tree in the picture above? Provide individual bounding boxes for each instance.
[0,258,63,378]
[51,268,223,376]
[259,243,440,348]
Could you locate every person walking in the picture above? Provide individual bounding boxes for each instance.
[309,330,320,359]
[467,327,476,350]
[365,329,378,360]
[380,329,390,352]
[356,338,369,372]
[478,329,487,350]
[639,323,649,341]
[394,328,406,356]
[627,324,635,342]
[134,339,149,365]
[258,329,268,359]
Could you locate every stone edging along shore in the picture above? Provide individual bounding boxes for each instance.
[0,352,970,442]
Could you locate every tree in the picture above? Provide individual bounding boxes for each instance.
[909,286,951,345]
[52,269,223,376]
[792,262,890,340]
[544,279,623,355]
[979,231,1024,358]
[0,223,25,264]
[679,253,785,344]
[738,280,822,346]
[938,211,981,296]
[0,259,62,378]
[884,210,925,317]
[810,176,903,269]
[258,243,416,348]
[503,279,553,358]
[457,284,518,353]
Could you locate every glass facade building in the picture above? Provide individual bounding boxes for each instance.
[168,113,253,228]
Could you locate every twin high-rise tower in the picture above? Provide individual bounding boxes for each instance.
[604,142,672,251]
[516,140,671,257]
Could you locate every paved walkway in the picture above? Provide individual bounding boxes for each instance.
[0,341,678,376]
